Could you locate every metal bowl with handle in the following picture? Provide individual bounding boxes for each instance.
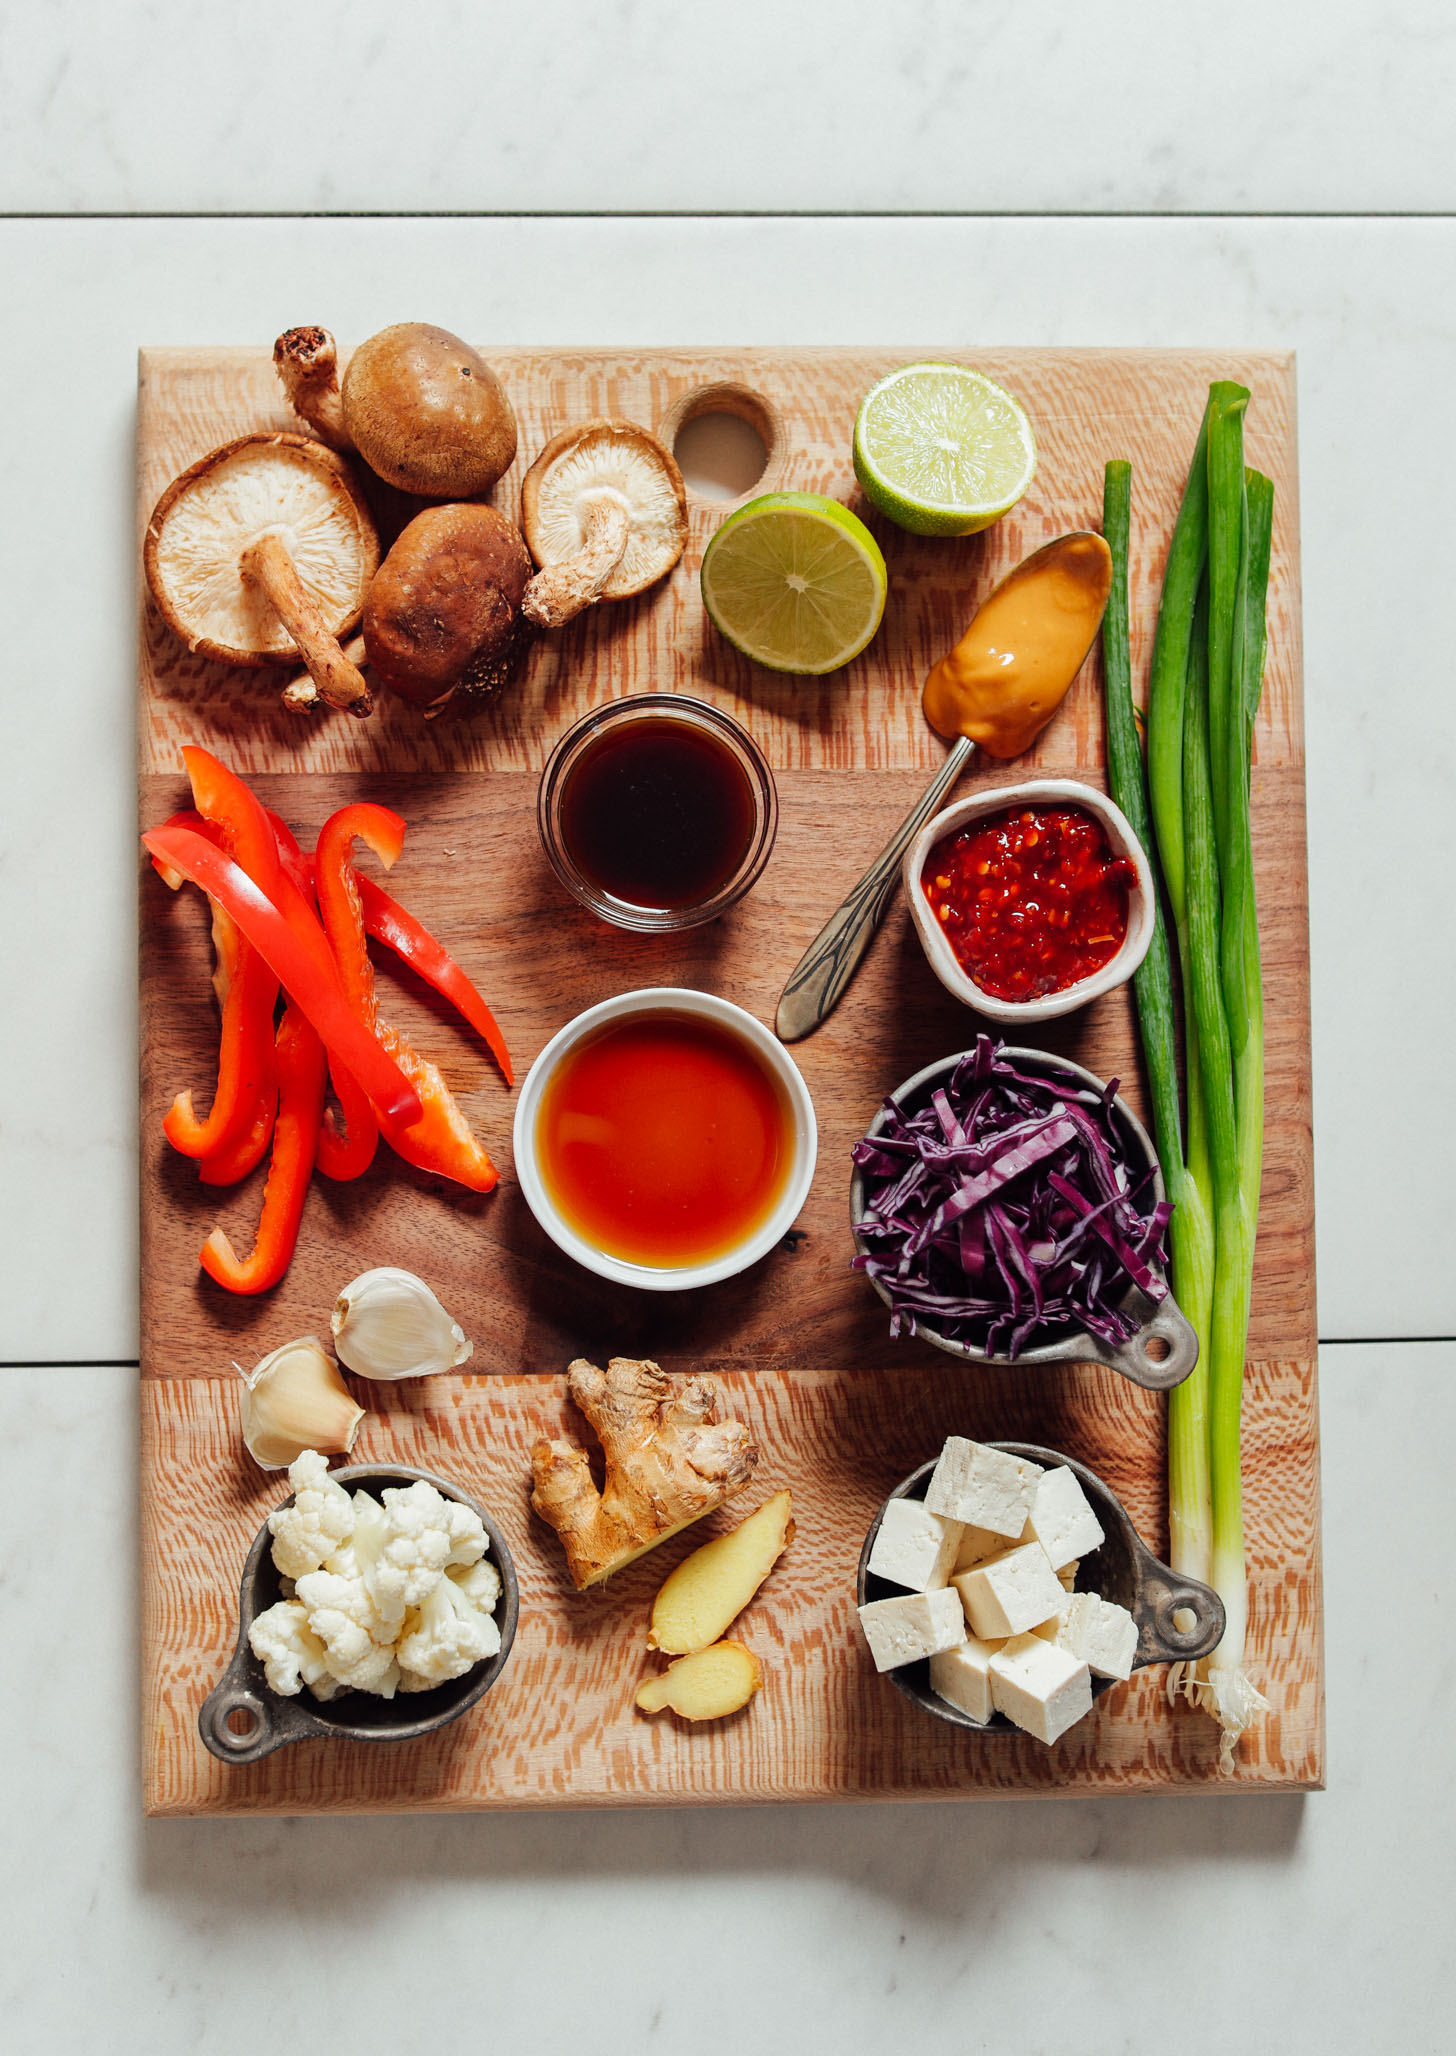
[856,1442,1224,1733]
[849,1046,1198,1392]
[198,1462,519,1766]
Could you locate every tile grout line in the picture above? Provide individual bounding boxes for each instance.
[2,208,1455,224]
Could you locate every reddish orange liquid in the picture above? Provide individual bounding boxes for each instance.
[536,1013,793,1267]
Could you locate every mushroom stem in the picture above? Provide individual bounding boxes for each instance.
[273,327,352,451]
[282,634,367,715]
[240,532,373,717]
[522,489,632,628]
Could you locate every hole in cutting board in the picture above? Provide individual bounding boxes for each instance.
[661,380,784,504]
[673,412,769,500]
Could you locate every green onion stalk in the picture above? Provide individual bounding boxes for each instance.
[1102,387,1273,1767]
[1100,461,1215,1592]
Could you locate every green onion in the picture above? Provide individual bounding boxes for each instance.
[1100,461,1213,1585]
[1122,389,1274,1766]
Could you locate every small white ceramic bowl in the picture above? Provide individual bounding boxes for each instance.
[513,987,818,1292]
[903,778,1155,1024]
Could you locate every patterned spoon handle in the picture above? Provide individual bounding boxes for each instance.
[775,734,976,1043]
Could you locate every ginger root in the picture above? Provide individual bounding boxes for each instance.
[635,1642,763,1721]
[530,1357,758,1590]
[648,1490,794,1655]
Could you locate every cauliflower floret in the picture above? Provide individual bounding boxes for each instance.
[351,1481,486,1633]
[396,1570,501,1690]
[448,1555,501,1616]
[249,1599,336,1698]
[267,1450,355,1580]
[295,1567,400,1693]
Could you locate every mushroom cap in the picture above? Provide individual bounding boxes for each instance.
[521,419,687,601]
[144,433,379,668]
[341,324,518,499]
[362,502,532,711]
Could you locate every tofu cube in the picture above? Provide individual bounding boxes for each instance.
[924,1437,1043,1536]
[857,1588,966,1673]
[989,1634,1093,1743]
[952,1540,1066,1640]
[1056,1559,1080,1592]
[953,1523,1007,1573]
[1053,1591,1139,1680]
[1022,1465,1105,1570]
[928,1635,1003,1723]
[866,1498,963,1592]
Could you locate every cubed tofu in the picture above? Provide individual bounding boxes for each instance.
[866,1498,963,1593]
[1023,1465,1106,1570]
[953,1523,1007,1572]
[1052,1591,1139,1680]
[1032,1604,1069,1642]
[857,1588,966,1672]
[989,1633,1093,1743]
[1056,1559,1080,1592]
[924,1436,1043,1536]
[951,1539,1066,1640]
[928,1635,1003,1723]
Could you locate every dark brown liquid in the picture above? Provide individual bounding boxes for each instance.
[559,717,756,911]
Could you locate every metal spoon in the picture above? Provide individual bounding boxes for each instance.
[775,735,974,1042]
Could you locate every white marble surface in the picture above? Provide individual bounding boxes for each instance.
[3,1,1454,215]
[2,1341,1448,2050]
[0,213,1450,1354]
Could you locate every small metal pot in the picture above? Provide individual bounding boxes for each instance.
[849,1046,1198,1391]
[198,1462,519,1766]
[856,1442,1224,1733]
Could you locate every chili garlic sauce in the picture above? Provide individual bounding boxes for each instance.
[537,1013,793,1267]
[924,804,1135,1001]
[923,532,1113,757]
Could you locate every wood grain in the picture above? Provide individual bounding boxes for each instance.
[137,346,1320,1814]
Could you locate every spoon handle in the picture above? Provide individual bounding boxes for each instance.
[775,734,976,1042]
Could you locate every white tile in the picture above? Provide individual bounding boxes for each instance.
[0,215,1450,1352]
[1,1343,1449,2047]
[1,2,1453,214]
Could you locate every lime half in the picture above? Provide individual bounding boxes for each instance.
[700,492,887,675]
[853,362,1036,537]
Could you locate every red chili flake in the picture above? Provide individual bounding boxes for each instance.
[921,804,1136,1001]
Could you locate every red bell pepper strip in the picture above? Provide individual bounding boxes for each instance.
[199,1077,277,1186]
[353,872,513,1086]
[152,762,283,1163]
[142,824,422,1129]
[200,1002,325,1294]
[314,803,498,1192]
[259,810,380,1181]
[233,806,511,1085]
[161,900,280,1160]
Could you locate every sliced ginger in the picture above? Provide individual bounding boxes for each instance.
[635,1642,763,1721]
[648,1490,794,1655]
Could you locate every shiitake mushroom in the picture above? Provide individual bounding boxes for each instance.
[274,323,518,500]
[363,503,532,719]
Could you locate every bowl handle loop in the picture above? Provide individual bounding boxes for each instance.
[197,1644,309,1764]
[1135,1567,1227,1666]
[1085,1291,1199,1391]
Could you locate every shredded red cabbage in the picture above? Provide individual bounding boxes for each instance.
[851,1036,1171,1358]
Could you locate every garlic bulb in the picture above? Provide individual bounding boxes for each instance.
[331,1267,474,1382]
[238,1338,364,1470]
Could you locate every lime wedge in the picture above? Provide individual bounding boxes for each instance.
[700,492,887,675]
[853,362,1036,537]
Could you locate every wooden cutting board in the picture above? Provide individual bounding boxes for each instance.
[137,345,1320,1814]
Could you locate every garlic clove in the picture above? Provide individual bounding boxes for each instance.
[331,1267,475,1382]
[238,1337,364,1470]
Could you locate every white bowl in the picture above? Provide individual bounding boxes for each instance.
[513,987,818,1292]
[902,778,1156,1024]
